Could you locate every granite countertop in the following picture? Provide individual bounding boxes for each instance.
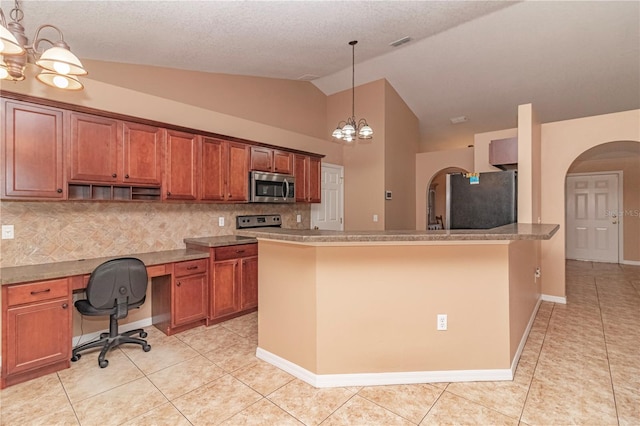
[1,235,259,286]
[183,235,257,248]
[236,223,560,243]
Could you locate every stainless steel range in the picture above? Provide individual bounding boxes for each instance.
[236,214,282,229]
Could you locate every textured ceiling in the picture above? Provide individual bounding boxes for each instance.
[2,0,638,151]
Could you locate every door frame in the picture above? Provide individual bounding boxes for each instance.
[311,163,344,231]
[566,171,624,263]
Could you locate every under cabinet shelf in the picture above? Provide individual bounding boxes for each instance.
[68,184,161,201]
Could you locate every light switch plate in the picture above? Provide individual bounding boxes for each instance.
[2,225,14,239]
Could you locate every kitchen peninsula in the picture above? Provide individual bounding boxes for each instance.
[237,223,559,387]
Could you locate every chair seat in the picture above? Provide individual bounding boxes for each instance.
[75,297,145,317]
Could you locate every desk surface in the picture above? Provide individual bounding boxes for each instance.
[0,235,257,285]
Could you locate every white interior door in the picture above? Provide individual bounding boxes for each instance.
[311,163,344,231]
[566,173,620,262]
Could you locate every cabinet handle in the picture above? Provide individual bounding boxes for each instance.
[62,303,68,309]
[186,265,198,270]
[167,191,172,196]
[125,174,129,179]
[112,173,117,178]
[176,281,181,287]
[30,288,51,295]
[56,188,63,193]
[236,249,245,254]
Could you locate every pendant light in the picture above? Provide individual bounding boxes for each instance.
[331,40,373,142]
[0,0,87,90]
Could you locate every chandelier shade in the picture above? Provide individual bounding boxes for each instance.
[0,1,87,90]
[331,40,373,143]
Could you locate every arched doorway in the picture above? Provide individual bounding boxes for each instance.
[565,141,640,264]
[427,167,467,229]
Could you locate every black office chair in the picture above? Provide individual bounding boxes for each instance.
[71,257,151,368]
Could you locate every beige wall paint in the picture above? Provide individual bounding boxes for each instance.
[567,146,640,261]
[257,239,541,376]
[415,148,474,230]
[68,59,329,141]
[384,81,420,230]
[329,80,386,231]
[473,128,517,173]
[517,104,542,224]
[541,110,640,297]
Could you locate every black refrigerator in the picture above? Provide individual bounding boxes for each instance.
[445,171,517,229]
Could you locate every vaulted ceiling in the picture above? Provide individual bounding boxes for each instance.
[2,1,638,151]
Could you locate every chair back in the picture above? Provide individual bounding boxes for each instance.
[86,258,148,310]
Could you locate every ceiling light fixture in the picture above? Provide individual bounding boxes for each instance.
[331,40,373,143]
[0,0,87,90]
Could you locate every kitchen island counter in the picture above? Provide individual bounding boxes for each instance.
[241,223,559,388]
[237,222,558,243]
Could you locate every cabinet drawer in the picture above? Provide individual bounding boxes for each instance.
[6,278,69,307]
[214,243,258,261]
[174,259,208,277]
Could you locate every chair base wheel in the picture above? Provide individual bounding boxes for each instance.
[143,344,151,352]
[140,331,148,338]
[71,353,81,362]
[99,359,109,368]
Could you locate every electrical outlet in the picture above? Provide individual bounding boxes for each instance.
[2,225,14,239]
[296,214,301,223]
[218,217,225,227]
[437,314,447,331]
[535,267,541,279]
[373,214,378,222]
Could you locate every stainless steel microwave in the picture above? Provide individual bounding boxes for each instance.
[249,171,296,203]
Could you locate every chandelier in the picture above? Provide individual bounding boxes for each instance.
[331,40,373,142]
[0,0,87,90]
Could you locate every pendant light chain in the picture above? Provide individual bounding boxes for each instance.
[331,40,373,143]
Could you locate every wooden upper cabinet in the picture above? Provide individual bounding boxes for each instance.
[227,142,249,201]
[250,146,272,172]
[1,100,65,199]
[273,150,293,174]
[250,146,293,174]
[201,137,226,201]
[164,130,199,200]
[122,122,164,185]
[201,138,249,202]
[69,113,120,183]
[294,154,321,203]
[489,137,518,168]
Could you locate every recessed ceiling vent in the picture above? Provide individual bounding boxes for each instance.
[389,36,412,48]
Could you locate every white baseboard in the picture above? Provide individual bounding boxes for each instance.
[510,298,542,376]
[256,347,513,388]
[621,260,640,266]
[72,318,153,346]
[541,294,566,304]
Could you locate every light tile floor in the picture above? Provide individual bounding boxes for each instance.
[1,260,638,425]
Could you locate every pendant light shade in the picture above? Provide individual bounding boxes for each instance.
[331,40,373,143]
[0,1,87,90]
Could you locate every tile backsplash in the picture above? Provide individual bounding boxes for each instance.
[0,201,310,267]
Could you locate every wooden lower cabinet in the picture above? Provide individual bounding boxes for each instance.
[152,259,208,335]
[209,244,258,323]
[1,278,71,388]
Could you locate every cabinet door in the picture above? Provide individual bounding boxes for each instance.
[273,150,293,174]
[172,274,208,326]
[211,260,239,318]
[122,122,163,185]
[308,156,321,203]
[69,113,120,183]
[201,137,226,201]
[250,146,272,172]
[227,142,249,201]
[164,130,199,200]
[4,298,71,376]
[293,154,308,202]
[2,100,65,199]
[240,256,258,310]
